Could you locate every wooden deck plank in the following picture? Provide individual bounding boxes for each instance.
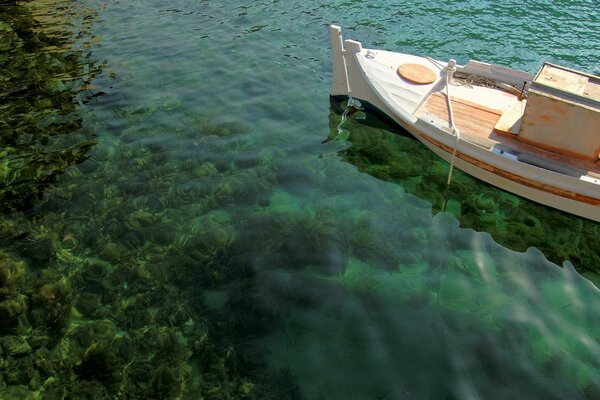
[416,91,600,176]
[418,92,502,139]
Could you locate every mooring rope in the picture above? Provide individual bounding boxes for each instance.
[442,59,461,212]
[322,97,362,143]
[452,71,524,97]
[336,106,352,136]
[426,56,445,71]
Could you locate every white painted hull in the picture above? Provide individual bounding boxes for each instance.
[329,25,600,222]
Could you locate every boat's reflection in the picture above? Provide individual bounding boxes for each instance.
[328,96,600,282]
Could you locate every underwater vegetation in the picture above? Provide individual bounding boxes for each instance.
[0,133,299,399]
[0,2,299,399]
[266,211,600,399]
[328,100,600,281]
[2,0,599,398]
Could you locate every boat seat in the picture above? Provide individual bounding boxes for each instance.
[494,100,526,136]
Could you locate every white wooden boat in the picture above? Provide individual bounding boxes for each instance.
[329,25,600,222]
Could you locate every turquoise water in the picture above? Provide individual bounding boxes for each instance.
[1,0,600,398]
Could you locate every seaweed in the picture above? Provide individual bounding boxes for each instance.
[1,0,599,398]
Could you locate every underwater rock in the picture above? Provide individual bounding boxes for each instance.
[133,261,159,286]
[4,356,34,385]
[0,251,26,295]
[233,152,260,170]
[124,208,155,230]
[438,273,474,312]
[475,192,498,213]
[445,199,461,217]
[38,279,72,303]
[410,226,428,244]
[27,236,57,263]
[0,295,29,335]
[74,345,118,384]
[27,335,48,350]
[29,277,73,330]
[61,233,77,251]
[198,118,243,137]
[122,230,145,250]
[75,292,103,318]
[521,213,542,230]
[82,258,111,282]
[266,188,306,215]
[119,178,149,197]
[68,380,111,399]
[135,193,163,213]
[0,385,35,400]
[185,211,237,256]
[168,179,210,207]
[451,251,497,281]
[0,335,31,356]
[204,290,230,311]
[99,241,123,262]
[178,158,196,172]
[308,258,428,307]
[0,295,27,319]
[151,365,180,398]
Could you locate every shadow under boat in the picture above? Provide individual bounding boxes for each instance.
[327,95,600,281]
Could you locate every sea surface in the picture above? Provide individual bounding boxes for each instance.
[1,0,599,398]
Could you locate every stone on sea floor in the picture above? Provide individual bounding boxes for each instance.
[99,241,122,262]
[203,290,229,311]
[0,335,31,356]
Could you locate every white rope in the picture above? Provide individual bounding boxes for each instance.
[438,65,483,400]
[453,71,524,97]
[442,60,461,211]
[336,106,351,137]
[426,56,445,71]
[452,72,497,88]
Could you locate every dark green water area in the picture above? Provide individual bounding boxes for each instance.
[1,0,599,399]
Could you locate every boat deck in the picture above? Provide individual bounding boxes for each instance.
[416,90,600,179]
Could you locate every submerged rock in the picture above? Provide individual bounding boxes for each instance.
[1,335,31,356]
[82,258,111,282]
[204,290,230,311]
[0,251,26,295]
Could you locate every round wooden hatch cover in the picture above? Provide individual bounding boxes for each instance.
[397,63,437,84]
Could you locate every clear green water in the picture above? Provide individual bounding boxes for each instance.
[1,0,599,398]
